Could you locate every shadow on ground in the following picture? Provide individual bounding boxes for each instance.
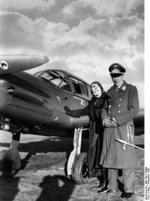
[0,177,20,201]
[37,175,75,201]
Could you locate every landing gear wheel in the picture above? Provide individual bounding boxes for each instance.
[72,152,89,184]
[0,149,21,177]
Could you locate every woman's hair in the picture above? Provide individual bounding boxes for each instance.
[90,81,104,94]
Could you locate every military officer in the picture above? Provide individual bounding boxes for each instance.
[98,63,139,199]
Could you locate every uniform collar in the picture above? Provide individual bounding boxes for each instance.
[113,81,127,92]
[108,81,128,96]
[120,81,127,92]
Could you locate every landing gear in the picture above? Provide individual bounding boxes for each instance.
[66,127,89,184]
[72,152,88,184]
[0,131,21,177]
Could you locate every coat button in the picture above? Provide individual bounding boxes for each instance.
[118,104,120,107]
[120,98,122,101]
[118,110,120,113]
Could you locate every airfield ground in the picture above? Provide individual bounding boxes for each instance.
[0,131,144,201]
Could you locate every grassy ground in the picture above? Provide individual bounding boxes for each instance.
[0,132,144,201]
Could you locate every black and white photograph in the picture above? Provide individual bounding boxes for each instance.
[0,0,146,201]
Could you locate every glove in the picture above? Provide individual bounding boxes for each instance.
[103,118,112,127]
[111,120,117,127]
[111,117,117,127]
[64,106,72,115]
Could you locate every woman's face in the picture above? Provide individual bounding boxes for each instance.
[91,83,102,98]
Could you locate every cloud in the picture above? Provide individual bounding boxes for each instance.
[125,55,144,82]
[0,0,144,87]
[0,11,70,55]
[44,15,144,76]
[0,0,55,11]
[62,0,143,17]
[0,11,143,83]
[0,13,46,53]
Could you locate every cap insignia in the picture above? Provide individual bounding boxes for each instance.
[111,69,120,73]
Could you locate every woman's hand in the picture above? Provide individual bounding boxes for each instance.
[111,117,117,127]
[103,118,117,127]
[103,118,112,127]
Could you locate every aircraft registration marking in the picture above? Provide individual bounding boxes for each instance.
[0,60,9,70]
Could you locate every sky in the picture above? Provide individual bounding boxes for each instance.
[0,0,144,107]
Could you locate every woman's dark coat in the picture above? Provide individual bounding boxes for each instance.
[65,93,108,172]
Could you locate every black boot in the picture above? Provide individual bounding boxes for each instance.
[97,168,108,190]
[121,192,134,198]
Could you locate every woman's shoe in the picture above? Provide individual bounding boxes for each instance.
[97,182,105,190]
[97,186,109,193]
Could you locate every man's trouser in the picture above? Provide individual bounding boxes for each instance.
[107,168,135,192]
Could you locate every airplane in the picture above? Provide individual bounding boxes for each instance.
[0,55,144,184]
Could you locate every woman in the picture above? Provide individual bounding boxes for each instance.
[64,81,108,187]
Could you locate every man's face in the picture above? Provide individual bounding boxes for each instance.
[91,83,102,98]
[111,74,124,87]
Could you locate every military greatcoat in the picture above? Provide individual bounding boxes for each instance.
[100,81,139,169]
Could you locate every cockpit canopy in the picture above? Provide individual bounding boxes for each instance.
[34,69,91,99]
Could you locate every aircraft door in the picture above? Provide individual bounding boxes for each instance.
[67,76,89,110]
[57,76,88,110]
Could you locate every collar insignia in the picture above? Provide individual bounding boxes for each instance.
[121,86,126,91]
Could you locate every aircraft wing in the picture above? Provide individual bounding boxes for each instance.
[0,55,49,74]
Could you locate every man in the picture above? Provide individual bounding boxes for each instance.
[99,63,139,198]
